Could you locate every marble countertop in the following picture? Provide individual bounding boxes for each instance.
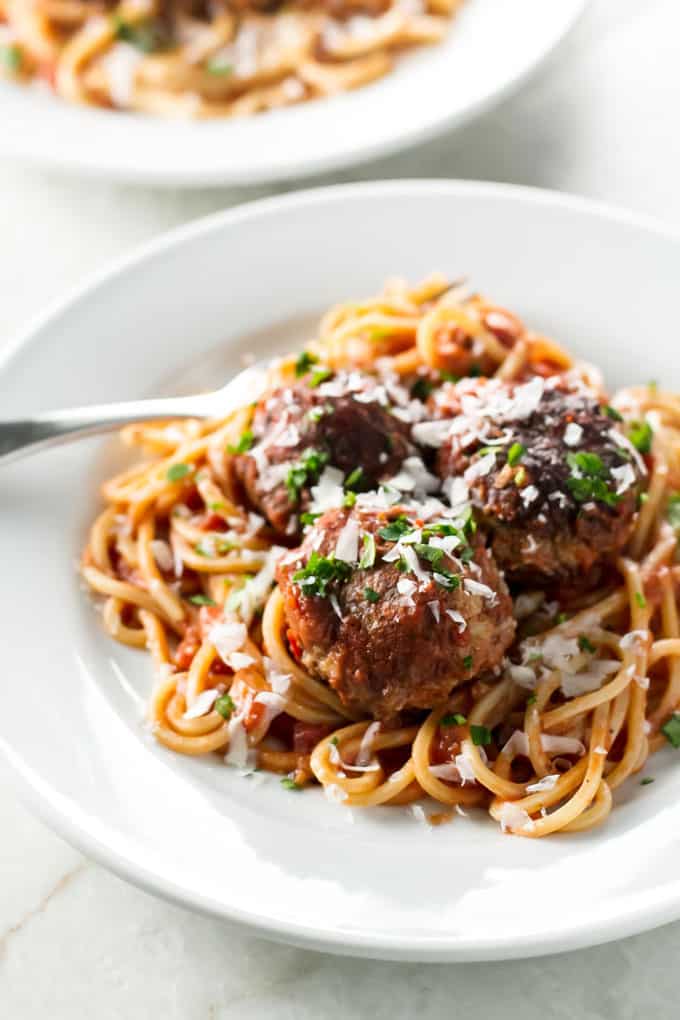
[3,1,680,1015]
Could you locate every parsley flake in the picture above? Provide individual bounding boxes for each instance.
[364,587,380,604]
[285,448,329,503]
[215,694,235,719]
[308,368,332,388]
[441,713,467,727]
[227,430,255,455]
[295,351,319,377]
[603,405,623,422]
[281,777,302,791]
[378,516,412,542]
[661,714,680,748]
[628,420,653,454]
[0,43,22,72]
[578,635,596,654]
[188,594,217,607]
[507,442,526,466]
[292,551,352,597]
[470,724,492,746]
[167,462,191,482]
[359,533,376,569]
[635,591,647,609]
[463,654,473,670]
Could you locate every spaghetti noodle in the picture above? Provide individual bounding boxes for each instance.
[0,0,462,116]
[80,275,680,836]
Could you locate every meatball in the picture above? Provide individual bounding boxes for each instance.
[427,375,645,583]
[276,504,516,718]
[231,373,413,538]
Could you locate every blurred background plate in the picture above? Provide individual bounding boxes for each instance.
[0,0,586,187]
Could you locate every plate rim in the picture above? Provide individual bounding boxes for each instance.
[0,0,588,187]
[3,178,680,961]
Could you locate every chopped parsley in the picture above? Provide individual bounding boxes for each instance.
[300,511,320,526]
[463,654,473,670]
[208,501,226,512]
[295,350,319,377]
[112,15,165,52]
[411,377,435,401]
[514,466,527,487]
[188,594,217,607]
[292,551,352,597]
[308,367,332,388]
[206,59,233,76]
[343,491,357,508]
[285,447,329,503]
[215,694,235,719]
[661,713,680,748]
[308,406,326,424]
[566,450,620,507]
[359,533,376,569]
[441,713,467,727]
[344,466,365,492]
[364,587,380,604]
[227,430,254,455]
[507,442,526,466]
[635,591,647,609]
[640,777,655,786]
[0,43,22,72]
[378,515,412,542]
[578,635,596,654]
[602,405,623,422]
[526,694,538,706]
[470,724,492,746]
[434,569,460,590]
[468,363,481,378]
[414,542,445,570]
[556,612,568,624]
[628,420,653,454]
[166,462,191,482]
[281,776,302,791]
[667,494,680,531]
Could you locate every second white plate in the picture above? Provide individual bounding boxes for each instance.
[0,0,585,187]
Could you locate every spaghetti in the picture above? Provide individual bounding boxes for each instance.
[0,0,462,116]
[80,275,680,836]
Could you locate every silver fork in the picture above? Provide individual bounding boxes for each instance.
[0,362,270,466]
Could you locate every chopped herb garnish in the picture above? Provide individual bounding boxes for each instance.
[640,777,655,786]
[638,491,649,507]
[440,371,460,383]
[359,533,376,569]
[441,712,467,727]
[295,350,319,377]
[206,59,233,76]
[556,612,568,624]
[344,466,364,492]
[208,501,226,512]
[507,442,526,466]
[414,542,445,570]
[378,515,412,542]
[463,654,473,670]
[459,546,475,565]
[215,693,235,719]
[364,587,380,604]
[308,406,325,424]
[308,368,332,388]
[285,447,329,503]
[648,380,658,393]
[470,724,492,746]
[603,405,623,422]
[330,736,339,746]
[434,569,460,590]
[635,591,647,609]
[227,430,254,455]
[578,635,596,654]
[469,363,481,377]
[188,594,217,607]
[411,377,434,401]
[281,777,302,791]
[566,450,620,507]
[112,14,165,52]
[300,511,320,526]
[661,714,680,748]
[526,694,538,706]
[167,462,191,482]
[292,550,352,597]
[343,491,357,508]
[628,420,653,454]
[0,43,22,72]
[514,466,527,487]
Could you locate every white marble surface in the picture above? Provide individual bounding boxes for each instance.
[2,0,680,1014]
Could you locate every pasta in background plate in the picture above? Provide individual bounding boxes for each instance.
[0,0,462,116]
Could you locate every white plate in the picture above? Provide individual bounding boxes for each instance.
[2,180,680,962]
[0,0,585,187]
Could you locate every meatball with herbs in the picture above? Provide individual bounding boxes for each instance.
[276,503,516,719]
[231,366,414,539]
[426,375,647,583]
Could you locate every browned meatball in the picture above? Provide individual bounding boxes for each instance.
[231,373,413,539]
[425,376,646,583]
[276,504,515,718]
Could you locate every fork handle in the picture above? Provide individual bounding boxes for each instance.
[0,395,203,466]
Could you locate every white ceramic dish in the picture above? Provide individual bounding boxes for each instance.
[2,180,680,962]
[0,0,586,187]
